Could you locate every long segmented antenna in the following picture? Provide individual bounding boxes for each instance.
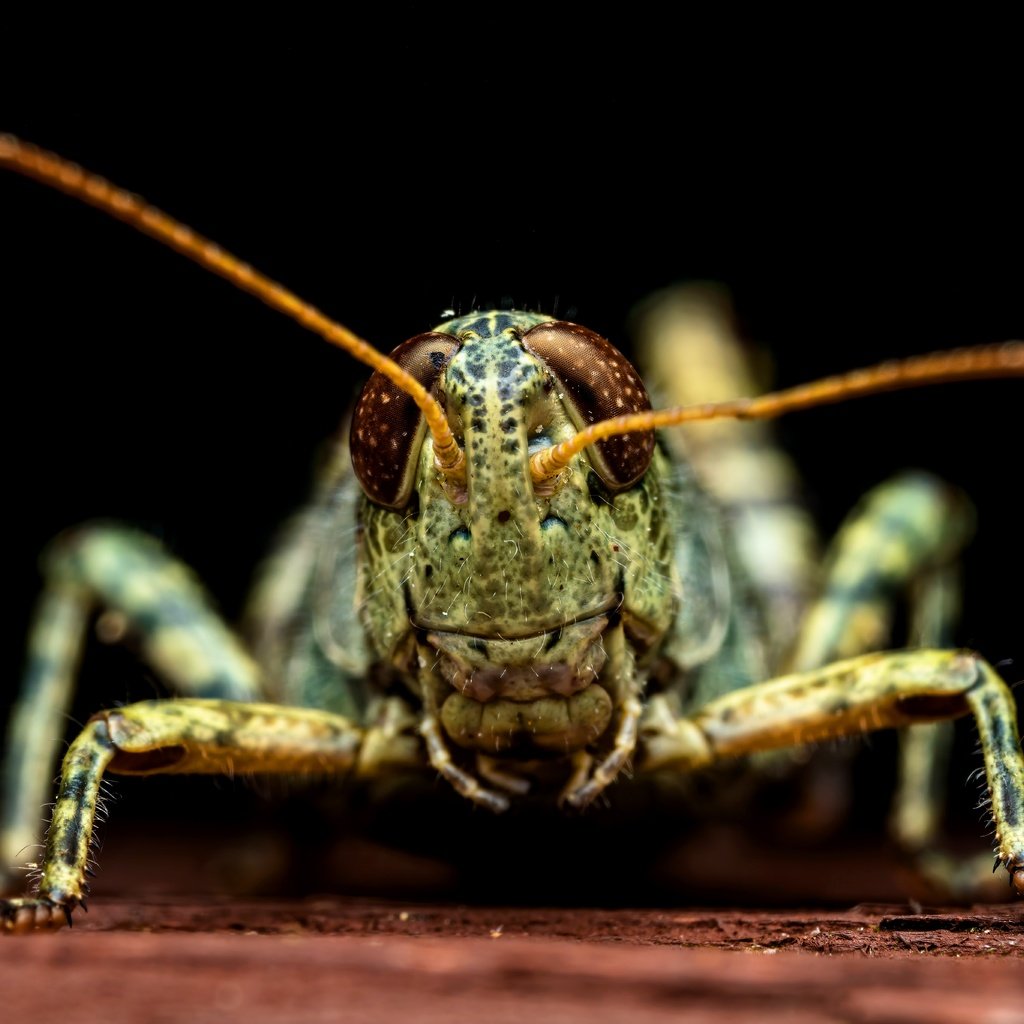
[4,136,1020,499]
[0,135,466,481]
[529,342,1024,486]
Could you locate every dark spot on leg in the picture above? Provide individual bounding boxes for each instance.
[60,820,83,866]
[896,694,968,720]
[60,771,87,805]
[998,779,1020,829]
[108,745,187,773]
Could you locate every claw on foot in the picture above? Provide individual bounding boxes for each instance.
[1,897,73,934]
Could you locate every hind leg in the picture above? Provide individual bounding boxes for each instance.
[632,284,820,657]
[788,474,1008,892]
[2,524,262,888]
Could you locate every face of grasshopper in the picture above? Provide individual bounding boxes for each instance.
[350,310,678,757]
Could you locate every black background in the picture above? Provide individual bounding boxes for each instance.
[1,27,1021,887]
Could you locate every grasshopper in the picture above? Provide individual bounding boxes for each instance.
[1,137,1022,933]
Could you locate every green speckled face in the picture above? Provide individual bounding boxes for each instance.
[358,311,677,757]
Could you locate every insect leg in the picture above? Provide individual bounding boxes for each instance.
[2,583,90,894]
[0,698,362,933]
[2,524,262,889]
[786,473,987,888]
[642,649,1024,894]
[890,563,960,851]
[787,473,972,672]
[632,284,820,656]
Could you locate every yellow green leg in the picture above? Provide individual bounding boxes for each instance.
[632,284,820,658]
[788,473,972,672]
[785,474,995,889]
[1,698,363,933]
[888,564,961,851]
[2,585,90,894]
[2,525,263,889]
[641,649,1024,894]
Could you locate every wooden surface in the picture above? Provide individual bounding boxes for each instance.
[4,814,1023,1023]
[4,900,1022,1024]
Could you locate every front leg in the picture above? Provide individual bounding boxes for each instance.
[1,699,362,933]
[640,649,1024,894]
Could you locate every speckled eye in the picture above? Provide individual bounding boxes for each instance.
[350,332,460,508]
[522,321,654,489]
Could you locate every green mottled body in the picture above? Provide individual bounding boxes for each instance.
[2,297,1023,932]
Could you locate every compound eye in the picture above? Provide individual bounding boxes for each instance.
[522,321,654,489]
[350,332,460,508]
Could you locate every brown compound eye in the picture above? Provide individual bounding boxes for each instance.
[522,321,654,489]
[350,332,460,508]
